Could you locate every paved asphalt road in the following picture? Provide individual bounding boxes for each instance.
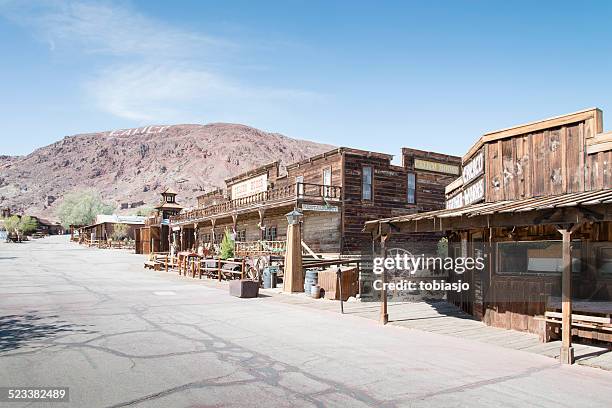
[1,236,611,407]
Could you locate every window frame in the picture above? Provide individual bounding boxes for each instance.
[264,225,278,241]
[495,240,582,276]
[361,166,373,201]
[407,172,417,204]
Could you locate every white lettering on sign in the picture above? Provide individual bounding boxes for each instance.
[415,159,460,175]
[301,204,339,212]
[107,126,169,137]
[463,178,485,206]
[375,169,398,177]
[231,174,268,199]
[446,193,464,209]
[462,151,484,184]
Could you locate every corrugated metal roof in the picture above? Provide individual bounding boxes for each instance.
[365,189,612,229]
[94,215,146,225]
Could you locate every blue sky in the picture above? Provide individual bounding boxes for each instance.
[1,1,611,158]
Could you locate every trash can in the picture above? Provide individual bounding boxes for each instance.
[304,269,319,292]
[263,265,279,289]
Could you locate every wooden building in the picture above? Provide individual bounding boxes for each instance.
[365,108,612,361]
[79,214,145,243]
[32,217,64,235]
[170,147,461,255]
[136,188,183,254]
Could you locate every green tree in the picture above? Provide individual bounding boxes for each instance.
[219,229,235,260]
[2,215,38,241]
[110,223,129,241]
[18,216,38,235]
[55,190,114,228]
[3,216,21,237]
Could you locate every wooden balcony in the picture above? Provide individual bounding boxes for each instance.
[170,182,341,225]
[145,215,163,226]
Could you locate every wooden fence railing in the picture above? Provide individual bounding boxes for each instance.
[235,240,286,256]
[170,182,341,224]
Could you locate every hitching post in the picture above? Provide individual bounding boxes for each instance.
[337,267,344,314]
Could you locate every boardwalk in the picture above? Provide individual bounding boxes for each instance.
[1,236,611,407]
[264,293,612,371]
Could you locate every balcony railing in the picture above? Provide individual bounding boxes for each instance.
[170,182,341,224]
[235,240,286,256]
[145,215,163,226]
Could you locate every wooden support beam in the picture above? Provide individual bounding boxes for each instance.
[379,229,390,325]
[232,214,238,231]
[179,226,184,251]
[258,209,266,240]
[193,223,198,251]
[557,226,575,364]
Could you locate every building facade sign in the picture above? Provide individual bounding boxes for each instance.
[463,178,485,206]
[231,174,268,199]
[301,204,339,212]
[446,192,464,209]
[415,159,460,175]
[462,150,484,185]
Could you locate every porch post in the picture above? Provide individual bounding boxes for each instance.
[211,218,216,249]
[258,209,266,241]
[283,212,303,293]
[559,228,574,364]
[379,227,389,325]
[168,227,172,253]
[179,226,184,251]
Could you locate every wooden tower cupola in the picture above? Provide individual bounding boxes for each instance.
[161,187,178,204]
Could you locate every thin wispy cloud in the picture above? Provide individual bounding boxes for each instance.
[86,63,320,122]
[0,0,320,123]
[1,0,228,57]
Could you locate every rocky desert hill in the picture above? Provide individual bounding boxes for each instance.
[0,124,334,220]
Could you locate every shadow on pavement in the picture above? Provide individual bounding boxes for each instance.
[0,312,95,352]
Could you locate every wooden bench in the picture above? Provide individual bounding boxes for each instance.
[144,253,170,271]
[538,297,612,343]
[144,260,160,270]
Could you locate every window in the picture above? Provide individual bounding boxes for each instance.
[264,226,277,241]
[296,175,304,196]
[213,231,223,244]
[235,230,246,242]
[597,247,612,275]
[496,241,582,276]
[362,166,372,200]
[322,168,331,197]
[407,172,416,204]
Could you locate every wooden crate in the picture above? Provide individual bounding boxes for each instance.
[318,267,359,301]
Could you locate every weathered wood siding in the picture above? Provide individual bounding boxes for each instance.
[342,153,413,253]
[479,111,610,201]
[402,148,462,211]
[448,222,612,338]
[302,212,342,253]
[286,151,343,186]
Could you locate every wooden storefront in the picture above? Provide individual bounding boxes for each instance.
[365,108,612,362]
[79,215,145,246]
[136,189,182,254]
[170,147,461,255]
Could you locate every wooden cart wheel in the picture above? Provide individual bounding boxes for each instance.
[243,256,260,280]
